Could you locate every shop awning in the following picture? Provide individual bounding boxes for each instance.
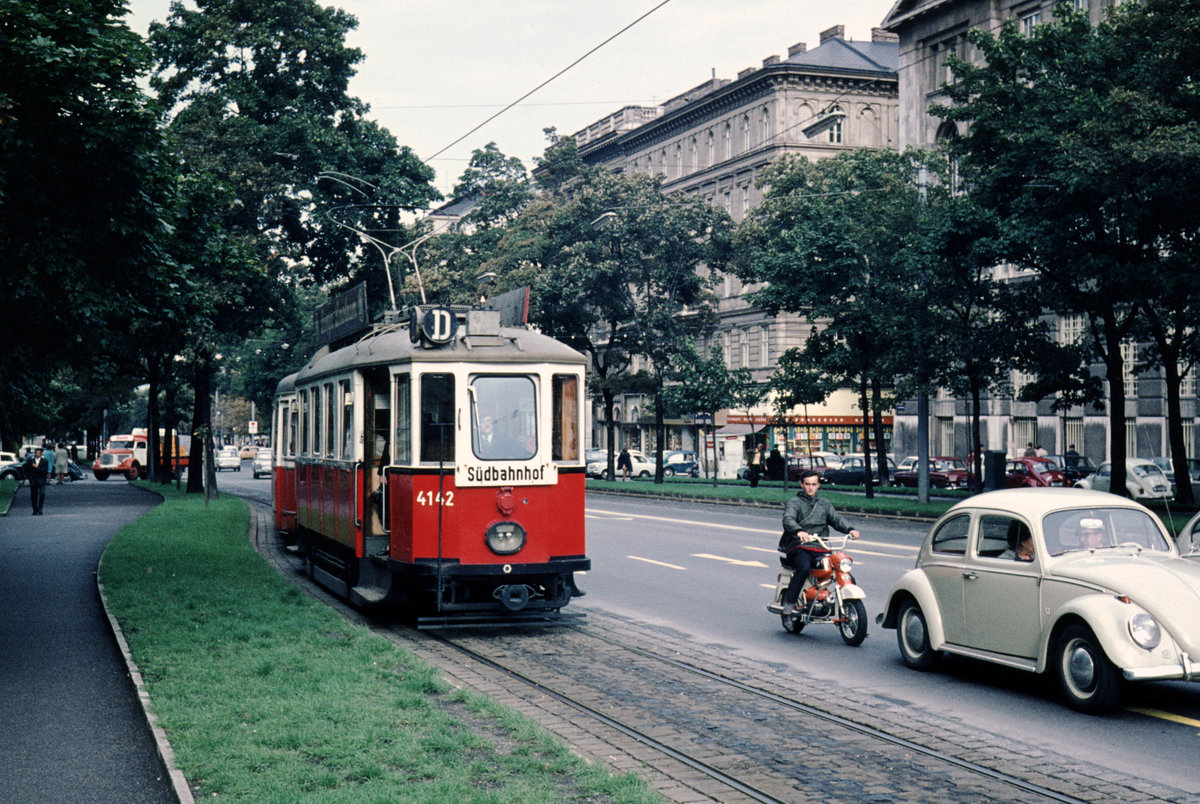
[714,423,767,436]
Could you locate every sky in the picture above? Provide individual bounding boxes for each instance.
[126,0,895,197]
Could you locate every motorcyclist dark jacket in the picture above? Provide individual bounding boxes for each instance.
[779,490,856,610]
[779,493,855,551]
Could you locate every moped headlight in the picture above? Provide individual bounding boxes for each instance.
[485,521,526,555]
[837,557,853,573]
[1128,611,1161,650]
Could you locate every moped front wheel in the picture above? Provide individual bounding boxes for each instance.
[839,599,868,646]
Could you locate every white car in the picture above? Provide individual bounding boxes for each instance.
[587,448,654,479]
[1074,458,1172,500]
[878,488,1200,713]
[252,448,273,479]
[214,446,241,472]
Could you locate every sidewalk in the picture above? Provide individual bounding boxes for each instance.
[0,479,179,803]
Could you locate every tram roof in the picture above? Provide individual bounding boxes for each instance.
[294,321,587,384]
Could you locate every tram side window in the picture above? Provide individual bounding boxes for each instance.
[552,374,579,461]
[420,373,455,462]
[306,389,316,456]
[471,375,535,461]
[393,374,412,464]
[288,406,298,458]
[340,380,354,459]
[324,382,336,458]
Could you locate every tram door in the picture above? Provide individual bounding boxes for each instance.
[363,368,390,555]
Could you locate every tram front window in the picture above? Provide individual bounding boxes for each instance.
[471,376,535,461]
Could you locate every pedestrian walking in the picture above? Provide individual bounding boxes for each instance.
[26,446,49,515]
[54,442,69,484]
[748,443,765,487]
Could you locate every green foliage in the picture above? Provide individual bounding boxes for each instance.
[0,0,172,438]
[936,0,1200,493]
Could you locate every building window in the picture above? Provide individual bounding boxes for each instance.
[706,130,714,167]
[827,106,843,144]
[1059,312,1087,345]
[1121,341,1138,397]
[1072,0,1088,9]
[723,123,732,159]
[1064,418,1082,453]
[1020,9,1042,36]
[1185,421,1196,458]
[739,330,749,368]
[741,115,751,152]
[1013,418,1036,455]
[1181,364,1197,399]
[722,191,731,213]
[760,327,770,367]
[739,185,749,217]
[760,107,771,146]
[1125,421,1137,458]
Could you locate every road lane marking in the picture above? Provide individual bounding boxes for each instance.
[628,555,686,570]
[588,507,921,554]
[1125,706,1200,732]
[690,553,769,568]
[586,513,633,520]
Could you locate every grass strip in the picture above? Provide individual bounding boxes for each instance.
[99,484,660,803]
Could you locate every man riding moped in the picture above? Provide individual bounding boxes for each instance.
[778,470,860,615]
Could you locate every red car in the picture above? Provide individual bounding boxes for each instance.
[891,456,971,489]
[1005,456,1067,488]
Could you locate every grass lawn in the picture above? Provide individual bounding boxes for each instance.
[99,484,660,803]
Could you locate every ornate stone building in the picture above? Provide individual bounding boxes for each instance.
[572,26,901,474]
[883,0,1196,464]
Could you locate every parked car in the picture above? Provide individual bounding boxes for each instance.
[1045,453,1098,486]
[891,457,971,490]
[785,454,830,482]
[252,448,273,479]
[0,451,16,465]
[0,457,85,482]
[824,455,896,486]
[1004,457,1067,488]
[215,446,242,472]
[1149,456,1200,496]
[1074,458,1171,500]
[661,450,699,478]
[877,488,1200,713]
[586,448,653,479]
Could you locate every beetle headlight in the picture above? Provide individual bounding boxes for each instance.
[485,521,526,555]
[1128,611,1161,650]
[838,557,853,573]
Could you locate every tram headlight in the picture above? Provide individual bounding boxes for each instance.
[485,521,526,555]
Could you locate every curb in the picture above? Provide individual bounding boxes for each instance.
[586,485,942,521]
[96,579,194,804]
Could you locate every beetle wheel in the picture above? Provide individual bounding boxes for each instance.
[896,599,939,670]
[1055,623,1121,714]
[839,599,868,646]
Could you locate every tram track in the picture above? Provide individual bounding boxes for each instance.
[246,500,1188,804]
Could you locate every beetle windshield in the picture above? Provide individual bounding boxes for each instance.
[1044,508,1172,556]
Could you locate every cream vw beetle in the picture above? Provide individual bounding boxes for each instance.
[877,489,1200,714]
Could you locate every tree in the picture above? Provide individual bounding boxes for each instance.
[147,0,439,492]
[736,149,925,497]
[769,347,839,492]
[0,0,173,443]
[936,0,1200,497]
[491,161,732,483]
[665,343,754,487]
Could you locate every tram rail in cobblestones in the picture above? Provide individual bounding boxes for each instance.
[247,500,1187,803]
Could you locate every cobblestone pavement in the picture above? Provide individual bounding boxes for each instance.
[247,502,1189,804]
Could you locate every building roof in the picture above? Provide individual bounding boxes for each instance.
[787,36,898,74]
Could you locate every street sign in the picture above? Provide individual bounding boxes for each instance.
[248,420,258,434]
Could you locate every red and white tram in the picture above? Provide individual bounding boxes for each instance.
[271,306,589,624]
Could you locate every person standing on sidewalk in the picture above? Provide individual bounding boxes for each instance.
[748,443,765,487]
[26,446,49,515]
[54,442,70,484]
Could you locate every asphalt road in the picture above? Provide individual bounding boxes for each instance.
[0,478,177,803]
[577,493,1200,797]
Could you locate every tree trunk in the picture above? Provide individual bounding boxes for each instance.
[1101,323,1129,497]
[871,377,888,495]
[858,374,872,499]
[188,352,212,496]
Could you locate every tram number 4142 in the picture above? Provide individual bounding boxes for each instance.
[416,490,455,506]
